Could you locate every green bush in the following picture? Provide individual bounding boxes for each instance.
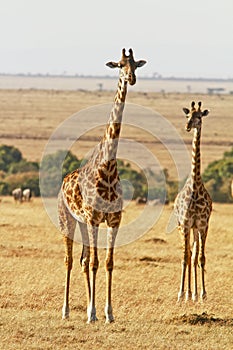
[0,145,22,172]
[118,161,147,200]
[8,160,39,174]
[4,144,232,202]
[202,147,233,203]
[40,150,83,197]
[0,145,40,196]
[3,172,39,195]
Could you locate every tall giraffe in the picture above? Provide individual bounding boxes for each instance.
[58,48,146,323]
[174,101,212,303]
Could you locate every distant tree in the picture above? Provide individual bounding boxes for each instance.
[0,145,22,172]
[8,160,39,174]
[0,181,9,195]
[3,172,39,196]
[62,151,82,177]
[0,144,185,201]
[117,161,148,199]
[23,176,40,196]
[40,150,82,197]
[202,147,233,202]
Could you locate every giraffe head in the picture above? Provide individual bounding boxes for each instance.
[106,48,146,85]
[183,101,209,132]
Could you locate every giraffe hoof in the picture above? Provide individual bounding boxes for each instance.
[200,292,207,302]
[177,292,185,303]
[62,305,70,319]
[105,305,114,323]
[87,316,98,324]
[185,291,192,302]
[105,315,114,324]
[192,294,198,303]
[87,306,98,323]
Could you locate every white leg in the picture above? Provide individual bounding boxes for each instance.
[62,236,73,319]
[178,226,191,303]
[58,193,76,319]
[79,222,91,314]
[87,225,99,323]
[105,226,118,323]
[199,228,208,301]
[192,230,199,302]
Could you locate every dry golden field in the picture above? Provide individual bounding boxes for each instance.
[0,89,232,177]
[0,198,233,349]
[0,89,233,349]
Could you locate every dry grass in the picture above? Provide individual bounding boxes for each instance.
[0,89,233,349]
[0,89,232,178]
[0,198,233,349]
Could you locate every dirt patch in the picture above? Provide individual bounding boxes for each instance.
[1,245,43,258]
[139,255,179,264]
[139,256,160,263]
[145,238,167,244]
[170,312,233,326]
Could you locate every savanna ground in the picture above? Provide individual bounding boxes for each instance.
[0,88,233,349]
[1,199,233,349]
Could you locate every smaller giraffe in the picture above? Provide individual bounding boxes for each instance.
[174,101,212,303]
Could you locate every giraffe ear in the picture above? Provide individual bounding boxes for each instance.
[135,60,147,68]
[202,109,209,117]
[106,61,119,69]
[183,108,190,116]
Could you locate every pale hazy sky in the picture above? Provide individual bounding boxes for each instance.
[0,0,232,78]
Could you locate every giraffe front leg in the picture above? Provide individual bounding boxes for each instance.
[79,222,91,311]
[58,192,76,319]
[186,257,192,302]
[199,228,208,301]
[86,225,99,323]
[62,236,73,319]
[191,229,199,302]
[178,226,191,302]
[105,226,118,323]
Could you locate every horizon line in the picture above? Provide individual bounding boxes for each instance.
[0,72,232,83]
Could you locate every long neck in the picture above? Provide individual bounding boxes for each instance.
[191,127,202,183]
[101,74,127,161]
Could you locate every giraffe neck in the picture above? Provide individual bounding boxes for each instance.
[191,127,202,184]
[76,74,127,211]
[101,74,127,161]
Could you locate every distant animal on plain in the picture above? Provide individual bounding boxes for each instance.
[149,198,161,206]
[12,188,23,203]
[135,197,147,204]
[22,188,31,202]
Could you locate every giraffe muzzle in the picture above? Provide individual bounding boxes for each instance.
[128,73,136,86]
[186,124,191,132]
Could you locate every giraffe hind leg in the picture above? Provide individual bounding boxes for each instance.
[178,225,191,302]
[191,228,199,302]
[199,227,208,301]
[105,226,118,323]
[58,192,77,319]
[86,224,99,323]
[78,222,92,318]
